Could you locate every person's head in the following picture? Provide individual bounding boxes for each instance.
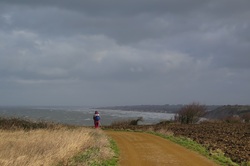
[95,111,99,114]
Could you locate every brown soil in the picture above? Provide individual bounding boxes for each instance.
[164,123,250,163]
[106,131,218,166]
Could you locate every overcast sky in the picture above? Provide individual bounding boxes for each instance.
[0,0,249,106]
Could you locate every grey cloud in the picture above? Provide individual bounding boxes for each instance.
[0,0,250,106]
[1,0,250,47]
[0,0,206,15]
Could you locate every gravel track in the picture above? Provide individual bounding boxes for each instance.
[106,131,218,166]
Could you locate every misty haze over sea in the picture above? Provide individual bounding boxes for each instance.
[0,106,175,126]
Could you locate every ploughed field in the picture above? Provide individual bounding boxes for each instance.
[108,122,250,164]
[165,123,250,164]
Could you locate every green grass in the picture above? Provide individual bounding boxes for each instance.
[100,139,119,166]
[62,139,119,166]
[149,131,239,166]
[71,147,100,165]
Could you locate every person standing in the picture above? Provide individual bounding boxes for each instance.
[93,111,100,128]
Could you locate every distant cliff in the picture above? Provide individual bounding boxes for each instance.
[96,104,218,113]
[204,105,250,119]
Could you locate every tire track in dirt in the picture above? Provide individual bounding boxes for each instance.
[106,131,218,166]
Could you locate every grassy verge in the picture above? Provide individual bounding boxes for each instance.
[98,139,119,166]
[0,117,117,166]
[65,137,119,166]
[148,131,239,166]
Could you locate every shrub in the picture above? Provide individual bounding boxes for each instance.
[110,117,144,127]
[223,115,242,123]
[175,102,206,124]
[241,113,250,123]
[129,117,143,125]
[0,117,59,130]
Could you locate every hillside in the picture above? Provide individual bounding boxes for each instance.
[204,105,250,119]
[96,104,218,113]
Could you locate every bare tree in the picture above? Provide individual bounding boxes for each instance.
[175,102,206,124]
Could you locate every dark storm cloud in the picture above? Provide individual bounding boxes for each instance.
[0,0,250,106]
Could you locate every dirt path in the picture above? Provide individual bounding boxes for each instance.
[106,131,218,166]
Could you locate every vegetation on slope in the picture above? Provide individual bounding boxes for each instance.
[204,105,250,121]
[0,117,118,166]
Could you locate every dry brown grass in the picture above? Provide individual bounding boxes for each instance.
[0,127,113,166]
[154,128,174,136]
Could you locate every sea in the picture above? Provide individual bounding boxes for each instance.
[0,106,175,126]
